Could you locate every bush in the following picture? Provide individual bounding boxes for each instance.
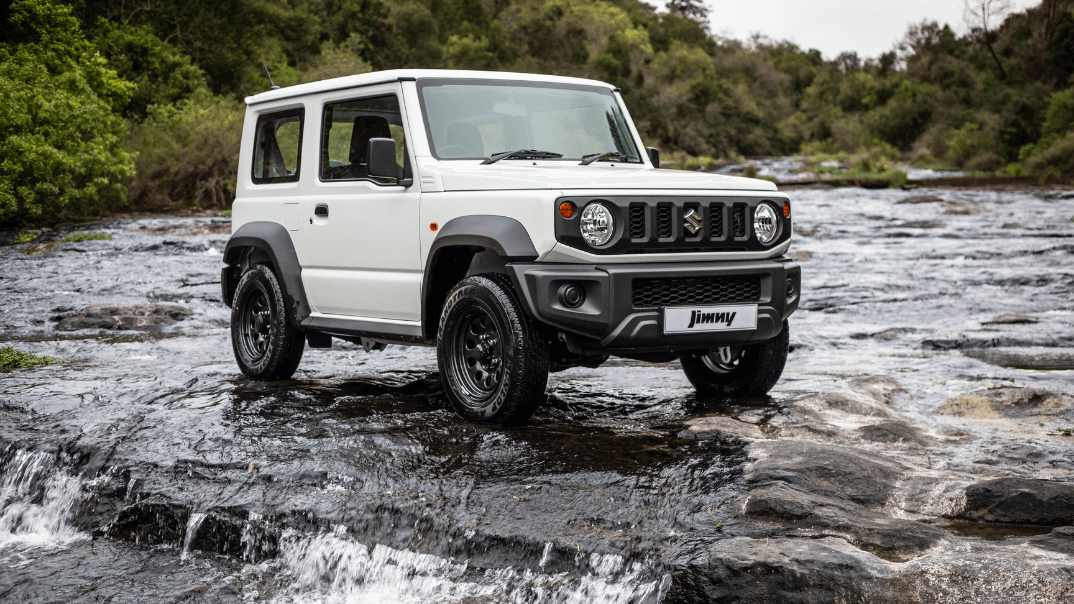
[0,0,135,228]
[0,346,63,370]
[124,90,244,210]
[1022,131,1074,174]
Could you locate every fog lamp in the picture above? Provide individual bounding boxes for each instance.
[558,283,586,308]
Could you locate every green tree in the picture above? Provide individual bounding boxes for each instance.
[0,0,135,226]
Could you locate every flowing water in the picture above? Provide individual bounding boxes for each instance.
[0,186,1071,602]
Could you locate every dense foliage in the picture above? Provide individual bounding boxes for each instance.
[2,0,1072,226]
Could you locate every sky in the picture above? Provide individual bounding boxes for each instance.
[701,0,1042,60]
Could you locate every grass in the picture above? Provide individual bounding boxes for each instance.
[0,346,64,370]
[10,231,38,244]
[219,209,232,218]
[21,231,113,254]
[60,232,112,243]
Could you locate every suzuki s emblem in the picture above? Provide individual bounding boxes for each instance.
[684,208,703,235]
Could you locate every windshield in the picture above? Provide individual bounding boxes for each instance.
[417,80,642,162]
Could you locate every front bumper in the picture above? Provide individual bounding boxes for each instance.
[506,258,800,354]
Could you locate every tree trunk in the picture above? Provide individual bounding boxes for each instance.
[984,32,1007,79]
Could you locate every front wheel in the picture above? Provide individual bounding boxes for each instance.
[680,321,790,396]
[230,264,305,380]
[437,274,548,424]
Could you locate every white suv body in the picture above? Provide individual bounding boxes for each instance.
[224,69,799,423]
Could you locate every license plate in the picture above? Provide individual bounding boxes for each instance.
[663,304,758,334]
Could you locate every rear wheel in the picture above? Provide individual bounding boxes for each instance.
[680,321,789,396]
[230,264,305,380]
[437,274,548,424]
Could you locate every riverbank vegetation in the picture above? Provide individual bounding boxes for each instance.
[1,0,1072,226]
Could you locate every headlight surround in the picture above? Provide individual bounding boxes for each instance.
[579,202,614,247]
[753,202,780,245]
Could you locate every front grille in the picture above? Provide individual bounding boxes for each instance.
[657,205,672,238]
[708,202,724,239]
[630,206,645,239]
[732,206,747,238]
[632,276,762,308]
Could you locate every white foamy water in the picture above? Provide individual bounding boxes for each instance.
[268,526,669,604]
[181,511,208,561]
[0,450,87,554]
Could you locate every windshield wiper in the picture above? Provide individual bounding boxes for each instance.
[579,151,628,165]
[481,149,564,165]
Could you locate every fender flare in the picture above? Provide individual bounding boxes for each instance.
[223,221,311,328]
[421,215,539,339]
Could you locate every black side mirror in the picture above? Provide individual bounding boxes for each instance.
[647,147,660,168]
[367,138,412,186]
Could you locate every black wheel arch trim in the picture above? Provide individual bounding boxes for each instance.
[421,215,539,340]
[223,221,311,329]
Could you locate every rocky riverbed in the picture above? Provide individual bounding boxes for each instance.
[1,187,1072,603]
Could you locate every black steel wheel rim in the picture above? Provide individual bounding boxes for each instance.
[449,303,504,405]
[701,346,743,374]
[238,283,273,363]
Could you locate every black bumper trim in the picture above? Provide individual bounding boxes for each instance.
[506,259,800,353]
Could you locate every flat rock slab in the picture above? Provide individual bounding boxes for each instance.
[55,304,193,331]
[936,387,1074,420]
[679,416,766,441]
[958,478,1074,525]
[963,347,1074,370]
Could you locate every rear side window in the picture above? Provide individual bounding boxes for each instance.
[252,108,304,184]
[321,95,408,182]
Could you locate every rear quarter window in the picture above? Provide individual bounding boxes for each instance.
[252,108,305,184]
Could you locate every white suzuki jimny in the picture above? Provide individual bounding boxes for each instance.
[223,69,800,424]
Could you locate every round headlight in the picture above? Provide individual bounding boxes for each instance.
[580,203,614,247]
[753,203,780,245]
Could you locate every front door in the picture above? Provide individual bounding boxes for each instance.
[301,87,422,322]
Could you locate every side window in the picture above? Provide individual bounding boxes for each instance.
[321,94,408,182]
[252,108,304,184]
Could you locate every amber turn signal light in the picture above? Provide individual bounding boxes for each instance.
[430,223,438,231]
[782,202,790,218]
[559,201,576,219]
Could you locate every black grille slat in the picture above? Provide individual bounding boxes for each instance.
[630,206,646,239]
[708,202,724,239]
[657,205,672,239]
[632,276,762,308]
[732,206,747,238]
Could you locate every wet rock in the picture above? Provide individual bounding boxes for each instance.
[936,387,1074,420]
[940,201,983,215]
[1028,526,1074,556]
[743,483,944,560]
[963,347,1074,370]
[679,416,765,441]
[958,478,1074,525]
[896,195,943,204]
[793,226,815,237]
[746,441,902,508]
[55,304,193,331]
[665,536,896,604]
[848,376,904,404]
[983,313,1039,325]
[788,250,812,261]
[885,220,946,229]
[797,390,899,419]
[857,421,930,446]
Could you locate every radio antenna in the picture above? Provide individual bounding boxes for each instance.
[263,65,280,91]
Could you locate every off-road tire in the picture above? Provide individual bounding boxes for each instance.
[680,320,790,396]
[230,264,305,380]
[437,274,549,424]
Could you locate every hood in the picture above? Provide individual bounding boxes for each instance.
[428,163,778,193]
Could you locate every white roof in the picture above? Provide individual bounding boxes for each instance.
[245,69,616,106]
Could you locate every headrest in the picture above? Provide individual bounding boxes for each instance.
[349,116,392,165]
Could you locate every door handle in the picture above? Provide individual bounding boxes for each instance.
[314,204,329,218]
